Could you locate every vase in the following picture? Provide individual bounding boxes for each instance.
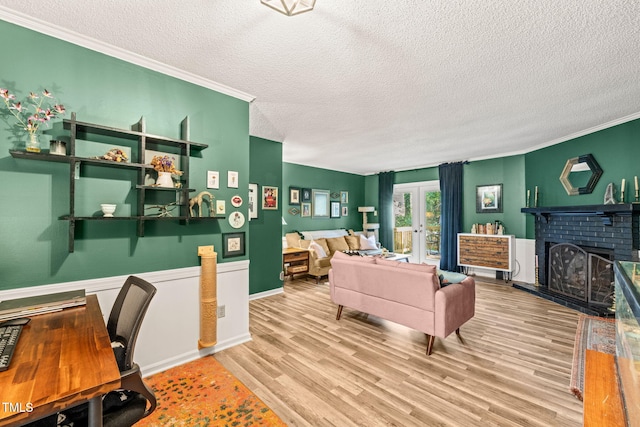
[156,171,174,188]
[26,133,41,153]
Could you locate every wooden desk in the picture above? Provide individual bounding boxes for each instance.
[0,295,121,426]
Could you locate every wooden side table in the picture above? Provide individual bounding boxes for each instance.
[283,248,310,280]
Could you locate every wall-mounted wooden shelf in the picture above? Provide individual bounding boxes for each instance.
[10,113,220,252]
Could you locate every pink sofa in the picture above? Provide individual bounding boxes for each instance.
[329,251,476,355]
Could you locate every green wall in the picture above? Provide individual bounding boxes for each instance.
[249,136,283,294]
[392,156,526,238]
[0,21,249,290]
[524,118,640,237]
[283,163,365,233]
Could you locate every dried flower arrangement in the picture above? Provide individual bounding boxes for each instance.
[150,155,183,175]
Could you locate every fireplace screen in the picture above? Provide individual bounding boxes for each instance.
[548,243,613,306]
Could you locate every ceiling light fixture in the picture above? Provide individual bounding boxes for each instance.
[261,0,316,16]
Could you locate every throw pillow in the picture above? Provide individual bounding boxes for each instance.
[359,234,378,250]
[314,238,331,257]
[326,237,350,254]
[344,235,360,250]
[308,240,327,258]
[437,270,468,285]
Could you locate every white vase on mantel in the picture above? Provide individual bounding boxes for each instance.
[156,172,174,188]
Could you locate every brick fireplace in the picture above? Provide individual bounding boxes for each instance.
[518,204,640,315]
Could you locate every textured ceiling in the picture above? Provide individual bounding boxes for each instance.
[1,1,639,175]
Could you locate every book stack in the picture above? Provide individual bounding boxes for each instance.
[0,289,86,321]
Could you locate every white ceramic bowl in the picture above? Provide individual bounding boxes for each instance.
[100,204,117,217]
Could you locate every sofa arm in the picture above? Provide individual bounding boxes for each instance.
[434,278,475,338]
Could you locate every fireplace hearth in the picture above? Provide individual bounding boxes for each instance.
[518,204,639,316]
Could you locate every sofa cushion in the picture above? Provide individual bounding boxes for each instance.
[285,232,302,248]
[299,239,311,249]
[314,238,331,257]
[344,235,360,250]
[374,258,401,268]
[359,234,378,250]
[309,240,328,258]
[331,250,376,264]
[326,237,350,254]
[397,262,437,273]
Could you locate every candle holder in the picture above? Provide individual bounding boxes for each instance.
[620,189,625,204]
[635,189,639,204]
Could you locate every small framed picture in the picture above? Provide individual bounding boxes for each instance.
[301,202,311,217]
[476,184,503,213]
[289,187,301,205]
[331,201,341,218]
[223,232,245,258]
[312,189,330,218]
[228,171,239,188]
[341,206,348,216]
[207,171,219,189]
[262,186,278,210]
[216,200,226,215]
[248,183,259,220]
[340,191,348,204]
[301,188,312,202]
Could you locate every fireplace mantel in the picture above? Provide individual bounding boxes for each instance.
[522,203,640,225]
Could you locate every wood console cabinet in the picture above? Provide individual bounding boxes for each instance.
[9,112,223,252]
[457,233,515,273]
[283,248,310,279]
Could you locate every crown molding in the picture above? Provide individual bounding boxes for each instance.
[0,7,256,103]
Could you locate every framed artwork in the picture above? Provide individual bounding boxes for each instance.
[262,186,278,210]
[227,171,239,188]
[222,232,245,258]
[207,171,219,189]
[312,189,330,218]
[476,184,503,213]
[301,202,311,217]
[341,206,348,216]
[340,191,348,204]
[301,188,312,202]
[330,201,341,218]
[216,200,226,215]
[289,187,300,205]
[248,183,259,220]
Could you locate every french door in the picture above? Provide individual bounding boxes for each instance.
[393,181,441,265]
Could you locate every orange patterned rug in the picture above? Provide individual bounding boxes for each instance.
[136,355,287,426]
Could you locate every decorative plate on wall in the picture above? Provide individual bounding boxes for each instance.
[228,211,245,229]
[231,195,243,207]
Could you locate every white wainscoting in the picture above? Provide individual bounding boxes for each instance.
[0,260,251,377]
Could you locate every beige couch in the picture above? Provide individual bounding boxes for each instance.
[285,229,381,282]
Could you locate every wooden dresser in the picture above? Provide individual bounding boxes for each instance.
[457,233,515,273]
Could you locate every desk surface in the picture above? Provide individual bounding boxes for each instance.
[0,295,121,426]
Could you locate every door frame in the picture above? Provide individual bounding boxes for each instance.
[393,180,440,264]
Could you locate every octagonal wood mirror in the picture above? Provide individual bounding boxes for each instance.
[559,154,603,195]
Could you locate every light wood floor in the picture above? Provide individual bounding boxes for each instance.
[215,276,584,426]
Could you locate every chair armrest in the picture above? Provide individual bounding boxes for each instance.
[120,364,157,418]
[434,278,475,338]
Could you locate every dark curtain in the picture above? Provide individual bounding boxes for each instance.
[438,162,464,271]
[378,171,395,250]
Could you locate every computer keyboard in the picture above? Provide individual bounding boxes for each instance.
[0,324,23,371]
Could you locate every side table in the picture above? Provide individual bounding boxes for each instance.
[283,248,310,280]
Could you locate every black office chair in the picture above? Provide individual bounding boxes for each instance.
[102,275,158,424]
[28,276,158,427]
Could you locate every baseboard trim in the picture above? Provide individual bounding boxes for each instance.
[141,332,253,378]
[249,287,284,301]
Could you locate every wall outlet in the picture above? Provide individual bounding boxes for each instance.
[217,305,225,318]
[198,245,214,256]
[279,271,284,281]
